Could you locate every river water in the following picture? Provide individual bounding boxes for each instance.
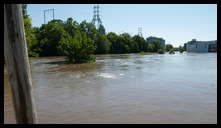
[4,52,217,124]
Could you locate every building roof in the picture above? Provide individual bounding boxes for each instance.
[187,40,217,45]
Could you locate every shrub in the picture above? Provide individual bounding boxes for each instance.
[58,31,96,63]
[158,49,165,54]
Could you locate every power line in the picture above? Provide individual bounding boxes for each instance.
[43,8,55,24]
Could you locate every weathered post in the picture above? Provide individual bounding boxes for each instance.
[4,4,37,124]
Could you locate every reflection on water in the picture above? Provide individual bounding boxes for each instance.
[4,53,217,124]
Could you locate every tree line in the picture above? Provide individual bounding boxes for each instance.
[23,5,175,63]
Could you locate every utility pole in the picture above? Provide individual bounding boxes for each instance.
[138,27,143,37]
[43,8,55,24]
[92,4,102,28]
[4,4,37,124]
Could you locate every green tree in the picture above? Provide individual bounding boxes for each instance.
[22,4,38,57]
[107,32,119,53]
[179,45,184,53]
[147,43,154,52]
[132,35,147,52]
[95,34,111,54]
[165,44,173,52]
[22,4,28,19]
[63,18,78,36]
[28,27,42,56]
[149,41,161,52]
[158,49,165,54]
[37,20,67,56]
[117,33,133,53]
[80,20,98,41]
[58,30,96,63]
[98,25,106,35]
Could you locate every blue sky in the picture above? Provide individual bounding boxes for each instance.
[27,4,217,47]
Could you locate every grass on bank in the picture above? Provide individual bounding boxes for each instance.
[138,52,158,55]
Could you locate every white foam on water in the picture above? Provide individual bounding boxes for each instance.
[97,73,117,79]
[145,59,152,62]
[70,74,81,79]
[85,80,91,83]
[75,74,80,78]
[121,61,134,66]
[130,75,135,78]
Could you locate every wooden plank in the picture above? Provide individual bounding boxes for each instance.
[4,4,37,124]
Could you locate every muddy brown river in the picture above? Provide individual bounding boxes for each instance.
[4,53,217,124]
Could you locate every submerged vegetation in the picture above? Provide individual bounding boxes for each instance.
[165,44,173,52]
[158,49,165,54]
[23,5,170,63]
[179,46,185,53]
[169,49,175,54]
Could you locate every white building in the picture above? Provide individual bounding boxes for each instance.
[186,39,217,52]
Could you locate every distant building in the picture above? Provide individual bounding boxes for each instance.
[146,36,165,49]
[186,39,217,52]
[184,43,187,50]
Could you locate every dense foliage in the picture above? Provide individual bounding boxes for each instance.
[23,5,171,63]
[165,44,173,52]
[179,46,185,53]
[158,49,165,54]
[22,5,38,57]
[58,29,96,63]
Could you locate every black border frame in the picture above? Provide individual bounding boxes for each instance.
[2,0,220,127]
[1,0,219,4]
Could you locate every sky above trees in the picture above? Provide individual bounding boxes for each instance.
[27,4,217,47]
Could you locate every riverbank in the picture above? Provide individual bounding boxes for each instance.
[27,52,160,65]
[138,52,158,55]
